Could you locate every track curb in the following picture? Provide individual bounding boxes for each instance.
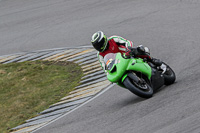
[0,46,112,133]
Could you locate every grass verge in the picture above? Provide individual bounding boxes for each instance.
[0,60,83,133]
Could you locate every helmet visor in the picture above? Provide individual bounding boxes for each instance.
[99,35,107,52]
[93,36,107,52]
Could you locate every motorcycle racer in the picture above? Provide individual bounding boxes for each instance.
[91,31,164,73]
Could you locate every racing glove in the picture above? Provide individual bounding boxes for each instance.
[125,47,136,57]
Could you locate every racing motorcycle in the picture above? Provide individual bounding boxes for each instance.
[104,52,176,98]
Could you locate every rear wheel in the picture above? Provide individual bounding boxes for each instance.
[123,73,153,98]
[163,63,176,85]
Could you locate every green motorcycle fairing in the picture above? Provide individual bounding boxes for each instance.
[105,53,152,84]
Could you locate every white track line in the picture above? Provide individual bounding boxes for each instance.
[31,83,115,133]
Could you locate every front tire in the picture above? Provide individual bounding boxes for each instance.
[123,73,153,98]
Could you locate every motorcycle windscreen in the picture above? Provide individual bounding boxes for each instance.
[104,53,117,70]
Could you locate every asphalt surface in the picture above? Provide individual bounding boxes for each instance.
[1,0,200,133]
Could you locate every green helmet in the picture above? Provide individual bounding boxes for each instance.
[91,31,108,52]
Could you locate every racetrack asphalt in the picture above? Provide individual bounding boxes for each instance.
[1,0,200,133]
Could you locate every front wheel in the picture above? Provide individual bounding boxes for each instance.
[123,73,153,98]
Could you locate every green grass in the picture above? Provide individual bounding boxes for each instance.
[0,60,83,133]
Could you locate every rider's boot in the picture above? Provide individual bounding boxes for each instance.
[151,58,167,73]
[151,58,162,66]
[136,45,167,73]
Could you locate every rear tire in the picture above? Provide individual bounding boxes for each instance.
[163,63,176,85]
[123,73,153,98]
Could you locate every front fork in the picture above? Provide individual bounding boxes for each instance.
[119,72,140,88]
